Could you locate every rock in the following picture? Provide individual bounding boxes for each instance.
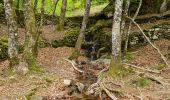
[76,82,85,92]
[16,62,29,75]
[63,79,72,86]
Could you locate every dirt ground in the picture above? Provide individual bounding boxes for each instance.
[1,24,170,99]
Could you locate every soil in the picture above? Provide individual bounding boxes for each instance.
[1,23,170,99]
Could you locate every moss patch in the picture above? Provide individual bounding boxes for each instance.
[52,27,80,48]
[135,77,151,87]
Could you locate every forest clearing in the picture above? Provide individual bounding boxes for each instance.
[0,0,170,99]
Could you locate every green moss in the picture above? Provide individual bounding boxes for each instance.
[37,37,50,48]
[106,65,134,78]
[135,77,151,87]
[123,52,135,60]
[52,27,80,48]
[155,64,166,70]
[69,49,80,60]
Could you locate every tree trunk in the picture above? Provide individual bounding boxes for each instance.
[124,0,142,54]
[39,0,45,33]
[57,0,67,31]
[19,0,39,73]
[34,0,38,13]
[109,0,123,69]
[52,0,59,16]
[4,0,19,68]
[121,0,130,47]
[160,0,167,13]
[69,0,91,60]
[16,0,20,16]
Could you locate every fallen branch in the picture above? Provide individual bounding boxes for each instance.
[62,58,84,73]
[124,63,161,74]
[126,16,170,68]
[100,82,118,100]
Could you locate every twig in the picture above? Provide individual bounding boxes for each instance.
[124,63,161,74]
[126,16,170,68]
[62,58,84,73]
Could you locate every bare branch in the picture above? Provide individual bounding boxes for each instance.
[126,16,170,68]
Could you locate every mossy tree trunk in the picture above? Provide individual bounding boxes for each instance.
[19,0,39,73]
[69,0,91,60]
[109,0,123,70]
[4,0,19,68]
[34,0,38,13]
[121,0,130,45]
[57,0,67,31]
[39,0,45,33]
[52,0,59,16]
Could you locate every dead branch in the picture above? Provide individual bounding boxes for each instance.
[124,63,161,74]
[126,16,170,68]
[136,10,170,20]
[124,0,142,52]
[62,58,84,73]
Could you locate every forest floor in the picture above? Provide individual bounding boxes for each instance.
[0,22,170,100]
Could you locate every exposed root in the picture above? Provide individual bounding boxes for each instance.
[62,58,84,73]
[124,63,161,74]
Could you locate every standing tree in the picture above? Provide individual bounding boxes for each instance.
[39,0,45,34]
[4,0,19,68]
[69,0,91,60]
[57,0,67,31]
[34,0,38,13]
[52,0,59,16]
[160,0,167,13]
[109,0,123,69]
[19,0,39,73]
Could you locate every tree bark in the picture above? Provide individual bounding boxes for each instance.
[34,0,38,13]
[39,0,45,33]
[124,0,142,54]
[109,0,123,68]
[121,0,130,45]
[4,0,19,68]
[160,0,167,13]
[20,0,39,72]
[69,0,91,60]
[52,0,59,16]
[57,0,67,31]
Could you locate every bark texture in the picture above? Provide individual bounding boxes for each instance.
[58,0,67,30]
[160,0,167,13]
[4,0,19,68]
[40,0,45,33]
[124,0,142,53]
[110,0,123,68]
[21,0,39,72]
[69,0,91,60]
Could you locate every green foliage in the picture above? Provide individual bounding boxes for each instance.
[0,38,8,61]
[0,3,4,13]
[52,27,80,47]
[135,77,151,87]
[38,37,50,48]
[123,52,135,60]
[107,66,134,78]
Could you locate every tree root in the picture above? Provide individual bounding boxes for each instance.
[62,58,84,73]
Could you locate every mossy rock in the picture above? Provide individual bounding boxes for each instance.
[52,27,80,48]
